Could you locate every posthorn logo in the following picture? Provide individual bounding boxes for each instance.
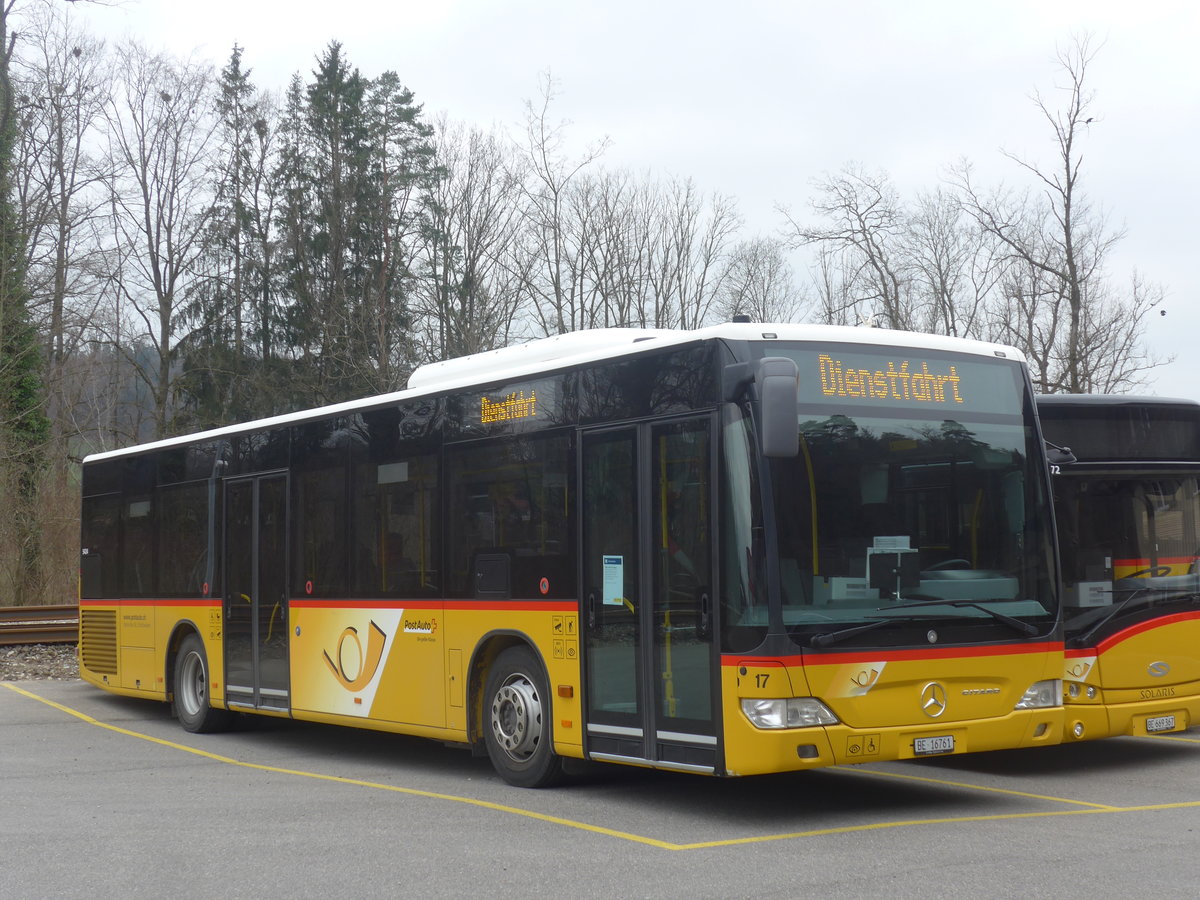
[323,620,387,691]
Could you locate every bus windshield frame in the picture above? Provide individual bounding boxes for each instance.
[722,342,1059,652]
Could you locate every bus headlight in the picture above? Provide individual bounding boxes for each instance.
[1014,679,1062,710]
[741,698,839,729]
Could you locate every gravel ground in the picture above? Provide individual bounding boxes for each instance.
[0,644,80,681]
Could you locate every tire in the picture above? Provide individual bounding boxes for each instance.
[483,646,563,787]
[174,633,232,733]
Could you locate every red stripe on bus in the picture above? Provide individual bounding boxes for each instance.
[83,597,578,612]
[290,599,441,610]
[1112,557,1196,567]
[444,599,577,612]
[1089,611,1200,655]
[290,598,578,612]
[79,598,220,607]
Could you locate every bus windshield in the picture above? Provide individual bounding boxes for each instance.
[760,345,1057,647]
[1055,474,1200,635]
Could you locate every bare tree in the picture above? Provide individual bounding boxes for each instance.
[645,177,740,329]
[782,164,912,329]
[1077,271,1167,392]
[104,41,216,437]
[518,71,609,335]
[578,170,655,329]
[11,0,111,432]
[718,236,806,324]
[415,116,528,362]
[984,211,1062,391]
[804,244,860,327]
[951,34,1166,392]
[905,188,1004,339]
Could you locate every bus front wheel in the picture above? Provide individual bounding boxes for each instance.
[483,646,563,787]
[174,634,231,733]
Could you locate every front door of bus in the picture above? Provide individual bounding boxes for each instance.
[581,417,718,773]
[224,473,290,711]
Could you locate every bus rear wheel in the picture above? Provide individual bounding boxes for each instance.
[483,646,563,787]
[174,634,231,733]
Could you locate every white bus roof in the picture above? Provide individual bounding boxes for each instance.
[84,323,1027,463]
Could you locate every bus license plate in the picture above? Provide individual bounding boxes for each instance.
[1146,715,1177,733]
[913,735,955,755]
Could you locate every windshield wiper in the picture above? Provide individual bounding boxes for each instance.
[881,598,1039,637]
[1070,587,1157,646]
[1044,439,1076,466]
[810,616,925,648]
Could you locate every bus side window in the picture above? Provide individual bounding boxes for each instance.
[81,495,121,599]
[350,453,439,597]
[292,420,349,597]
[446,433,574,599]
[122,497,155,597]
[158,483,209,597]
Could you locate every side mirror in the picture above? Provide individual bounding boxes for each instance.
[757,357,799,458]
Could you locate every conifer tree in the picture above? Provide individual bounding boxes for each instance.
[179,45,284,425]
[276,43,434,402]
[1,0,51,603]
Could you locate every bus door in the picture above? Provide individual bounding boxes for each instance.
[581,417,719,773]
[224,472,290,711]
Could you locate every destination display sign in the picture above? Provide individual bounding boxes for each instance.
[480,390,538,424]
[817,353,965,405]
[450,376,561,437]
[782,345,1025,416]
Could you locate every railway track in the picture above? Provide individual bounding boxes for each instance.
[0,605,79,645]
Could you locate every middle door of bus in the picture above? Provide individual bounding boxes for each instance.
[223,472,290,711]
[581,416,719,773]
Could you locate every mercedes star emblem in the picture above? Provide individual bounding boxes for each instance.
[921,681,948,718]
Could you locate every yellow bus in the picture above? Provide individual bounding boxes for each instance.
[79,324,1064,786]
[1038,394,1200,741]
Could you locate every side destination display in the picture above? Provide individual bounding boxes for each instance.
[480,390,538,424]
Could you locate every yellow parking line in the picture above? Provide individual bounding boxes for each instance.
[835,764,1118,809]
[1146,732,1200,745]
[2,683,679,849]
[676,808,1112,849]
[5,683,1197,851]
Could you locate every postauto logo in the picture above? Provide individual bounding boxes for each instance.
[322,621,387,691]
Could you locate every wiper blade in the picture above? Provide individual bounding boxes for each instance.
[1045,439,1076,465]
[811,597,1045,647]
[1145,589,1200,606]
[810,616,923,648]
[1070,587,1156,646]
[881,598,1039,637]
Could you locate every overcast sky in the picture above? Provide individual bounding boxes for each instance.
[69,0,1199,397]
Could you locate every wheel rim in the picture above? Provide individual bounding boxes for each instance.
[490,673,543,763]
[178,650,206,718]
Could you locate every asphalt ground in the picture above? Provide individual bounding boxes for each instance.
[4,680,1199,899]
